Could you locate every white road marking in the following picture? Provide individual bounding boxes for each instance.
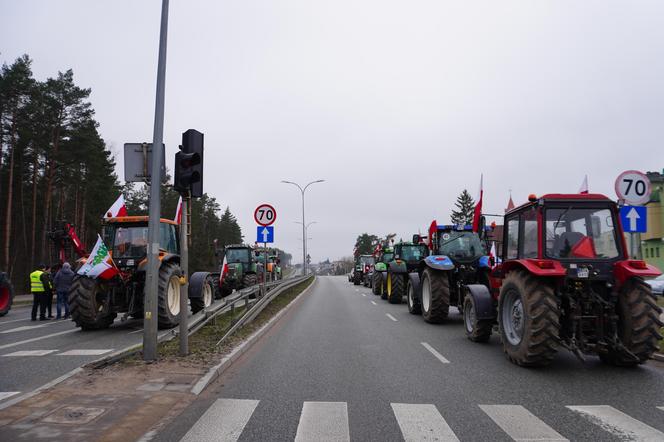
[0,316,33,325]
[658,406,664,412]
[391,403,460,441]
[0,323,55,333]
[3,350,58,357]
[0,328,77,350]
[568,405,664,441]
[421,342,450,364]
[58,349,113,356]
[371,301,377,306]
[295,401,350,442]
[386,313,398,322]
[362,293,366,297]
[0,392,20,401]
[128,329,143,334]
[480,405,568,441]
[179,398,259,442]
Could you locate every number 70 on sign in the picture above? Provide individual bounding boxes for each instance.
[254,204,277,226]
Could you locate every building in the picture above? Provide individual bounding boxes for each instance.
[642,171,664,270]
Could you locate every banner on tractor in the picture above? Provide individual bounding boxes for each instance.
[77,235,119,279]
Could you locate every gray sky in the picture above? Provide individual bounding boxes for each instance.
[2,0,663,264]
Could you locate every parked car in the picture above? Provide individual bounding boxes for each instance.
[647,274,664,296]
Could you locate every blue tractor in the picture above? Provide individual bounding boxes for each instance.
[407,222,493,327]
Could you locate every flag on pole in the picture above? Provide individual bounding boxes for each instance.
[428,220,437,250]
[174,196,183,224]
[579,175,589,194]
[219,254,229,285]
[472,174,483,232]
[105,194,128,219]
[77,235,119,280]
[489,241,497,267]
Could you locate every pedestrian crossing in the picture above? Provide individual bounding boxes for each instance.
[1,348,113,357]
[178,399,664,442]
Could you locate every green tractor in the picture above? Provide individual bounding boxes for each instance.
[384,241,430,305]
[218,244,259,296]
[371,246,394,299]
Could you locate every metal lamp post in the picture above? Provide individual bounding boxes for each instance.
[281,180,324,275]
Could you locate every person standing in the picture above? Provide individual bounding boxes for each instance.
[53,262,74,319]
[30,264,50,321]
[44,265,55,318]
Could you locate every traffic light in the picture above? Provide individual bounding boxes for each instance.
[174,129,204,197]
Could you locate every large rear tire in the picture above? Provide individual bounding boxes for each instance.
[407,279,421,314]
[463,295,493,343]
[157,262,183,329]
[379,273,388,300]
[372,272,382,295]
[69,276,117,330]
[0,274,13,317]
[421,268,450,323]
[600,278,663,367]
[242,273,258,288]
[190,277,214,314]
[498,271,559,367]
[387,272,404,304]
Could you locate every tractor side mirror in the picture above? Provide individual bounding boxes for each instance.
[412,234,420,244]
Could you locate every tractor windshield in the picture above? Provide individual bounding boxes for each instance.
[545,207,620,259]
[359,256,375,265]
[399,245,428,261]
[438,231,486,260]
[226,248,251,263]
[112,226,149,258]
[382,253,394,263]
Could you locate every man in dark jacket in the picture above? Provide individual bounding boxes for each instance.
[30,264,51,321]
[53,262,74,319]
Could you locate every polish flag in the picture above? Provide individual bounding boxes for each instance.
[174,196,183,224]
[428,220,437,250]
[579,175,589,194]
[472,174,483,232]
[220,254,229,283]
[489,241,497,267]
[105,194,128,219]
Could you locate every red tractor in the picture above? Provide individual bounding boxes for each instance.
[463,193,662,367]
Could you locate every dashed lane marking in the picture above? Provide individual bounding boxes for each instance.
[421,342,450,364]
[58,349,114,356]
[371,301,377,306]
[361,293,366,297]
[295,401,350,442]
[179,398,259,442]
[0,323,59,334]
[568,405,664,441]
[480,404,568,441]
[3,350,58,357]
[386,313,398,322]
[0,392,20,401]
[392,403,460,441]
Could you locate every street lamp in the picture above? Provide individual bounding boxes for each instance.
[281,180,324,275]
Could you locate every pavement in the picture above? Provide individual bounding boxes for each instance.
[154,275,664,442]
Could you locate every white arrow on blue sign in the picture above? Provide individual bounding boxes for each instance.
[256,226,274,243]
[620,206,647,233]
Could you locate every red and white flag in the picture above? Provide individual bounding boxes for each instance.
[489,241,497,267]
[427,220,437,250]
[77,235,119,280]
[579,175,589,194]
[174,196,183,224]
[105,194,128,219]
[220,254,229,283]
[472,174,483,232]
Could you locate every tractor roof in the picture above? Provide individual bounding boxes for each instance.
[105,216,178,226]
[506,193,614,215]
[226,244,253,249]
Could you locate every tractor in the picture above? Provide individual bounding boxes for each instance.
[463,193,663,367]
[408,223,492,322]
[383,241,429,305]
[217,244,260,296]
[353,255,374,285]
[0,271,14,317]
[68,216,212,330]
[371,246,394,298]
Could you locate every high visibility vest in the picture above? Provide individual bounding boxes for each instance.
[30,270,45,293]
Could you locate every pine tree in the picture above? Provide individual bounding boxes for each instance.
[450,189,475,225]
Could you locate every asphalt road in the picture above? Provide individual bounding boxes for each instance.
[156,275,664,442]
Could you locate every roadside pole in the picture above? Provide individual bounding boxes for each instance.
[144,0,169,362]
[264,242,268,295]
[179,194,189,356]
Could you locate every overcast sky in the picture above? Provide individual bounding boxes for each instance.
[2,0,662,264]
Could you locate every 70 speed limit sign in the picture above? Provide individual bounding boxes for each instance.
[615,170,651,206]
[254,204,277,226]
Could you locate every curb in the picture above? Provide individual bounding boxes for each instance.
[0,367,83,411]
[190,276,316,395]
[652,353,664,362]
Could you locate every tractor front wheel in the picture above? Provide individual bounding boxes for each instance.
[157,262,183,329]
[407,279,421,315]
[190,277,214,314]
[372,272,382,295]
[421,268,450,323]
[463,295,492,343]
[388,272,404,304]
[498,271,559,367]
[69,276,116,330]
[600,278,663,367]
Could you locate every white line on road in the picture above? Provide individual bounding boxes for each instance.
[371,301,377,306]
[658,406,664,412]
[568,405,664,441]
[180,398,259,442]
[0,323,58,334]
[392,403,460,441]
[295,402,350,442]
[386,313,398,322]
[0,392,20,401]
[0,328,77,350]
[0,316,33,325]
[128,329,143,334]
[480,405,568,441]
[3,349,58,357]
[362,293,366,297]
[421,342,450,364]
[58,349,113,356]
[0,367,82,411]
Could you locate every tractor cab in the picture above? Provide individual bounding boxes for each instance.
[433,225,487,265]
[393,242,428,270]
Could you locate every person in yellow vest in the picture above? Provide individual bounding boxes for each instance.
[30,264,51,321]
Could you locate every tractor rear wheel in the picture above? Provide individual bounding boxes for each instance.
[388,272,404,304]
[372,272,382,295]
[157,262,183,329]
[498,271,559,367]
[463,295,492,343]
[0,275,13,317]
[407,279,421,315]
[69,276,116,330]
[421,268,450,323]
[600,278,663,367]
[379,273,388,300]
[242,273,258,288]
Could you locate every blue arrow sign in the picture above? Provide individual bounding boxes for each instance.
[256,225,274,243]
[620,206,647,233]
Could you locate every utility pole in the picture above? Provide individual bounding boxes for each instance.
[144,0,169,362]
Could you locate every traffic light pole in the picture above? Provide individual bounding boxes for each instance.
[144,0,169,362]
[179,194,189,356]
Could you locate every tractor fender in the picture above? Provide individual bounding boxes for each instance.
[388,261,408,274]
[465,284,496,320]
[137,253,180,272]
[407,272,422,300]
[374,262,387,272]
[423,255,455,271]
[188,272,211,299]
[501,259,566,277]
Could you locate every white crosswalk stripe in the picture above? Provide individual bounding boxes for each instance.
[480,405,568,441]
[568,405,664,441]
[3,349,58,357]
[179,398,258,442]
[392,403,459,441]
[295,401,350,442]
[0,392,20,401]
[58,349,113,356]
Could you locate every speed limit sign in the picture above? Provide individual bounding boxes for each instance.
[254,204,277,226]
[615,170,651,206]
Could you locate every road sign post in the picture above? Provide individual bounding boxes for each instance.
[254,204,276,297]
